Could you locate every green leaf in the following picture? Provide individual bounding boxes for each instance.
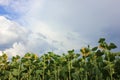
[47,70,51,75]
[96,50,104,57]
[12,69,19,76]
[12,77,17,80]
[92,47,98,51]
[68,49,74,53]
[79,68,84,72]
[109,43,117,50]
[96,56,103,62]
[36,70,43,74]
[98,38,105,43]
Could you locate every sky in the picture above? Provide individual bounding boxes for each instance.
[0,0,120,57]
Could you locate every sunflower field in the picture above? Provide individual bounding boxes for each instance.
[0,38,120,80]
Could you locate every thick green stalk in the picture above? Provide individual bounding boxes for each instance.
[28,66,30,80]
[84,58,88,80]
[68,59,71,80]
[18,63,21,80]
[107,50,113,80]
[57,66,60,80]
[54,64,57,80]
[43,55,45,80]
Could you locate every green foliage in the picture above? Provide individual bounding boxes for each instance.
[0,38,120,80]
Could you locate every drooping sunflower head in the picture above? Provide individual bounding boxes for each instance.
[80,47,90,57]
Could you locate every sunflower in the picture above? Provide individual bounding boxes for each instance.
[80,47,90,57]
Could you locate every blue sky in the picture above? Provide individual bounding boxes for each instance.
[0,0,120,57]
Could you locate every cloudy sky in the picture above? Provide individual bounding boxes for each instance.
[0,0,120,57]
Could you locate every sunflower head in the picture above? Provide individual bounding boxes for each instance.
[2,54,8,60]
[80,47,90,57]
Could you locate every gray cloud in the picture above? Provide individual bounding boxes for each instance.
[34,0,120,49]
[16,0,119,52]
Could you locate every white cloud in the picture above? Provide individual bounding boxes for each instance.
[0,16,58,58]
[0,16,29,45]
[4,42,26,57]
[0,0,10,6]
[0,51,2,56]
[0,16,29,57]
[2,34,58,58]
